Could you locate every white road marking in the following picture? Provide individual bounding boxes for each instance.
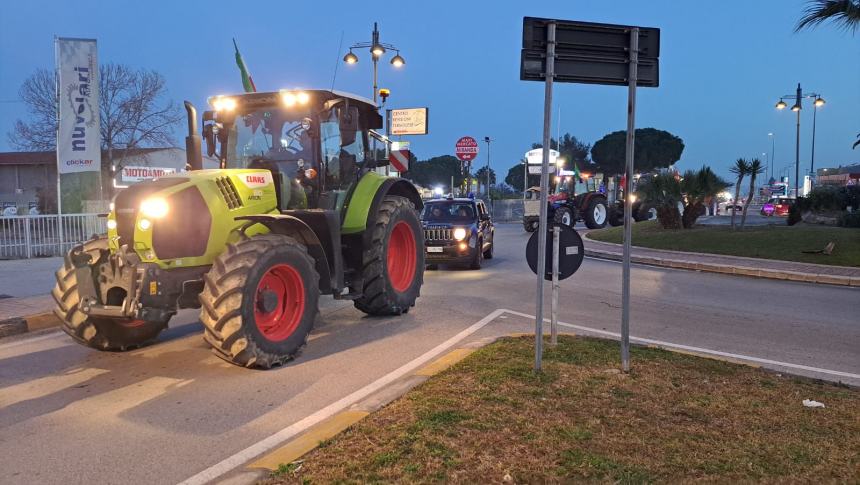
[502,309,860,380]
[0,330,65,351]
[0,367,109,409]
[176,308,507,485]
[0,330,71,361]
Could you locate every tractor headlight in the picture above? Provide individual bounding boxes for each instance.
[107,219,117,230]
[138,218,152,231]
[453,228,467,241]
[140,198,169,219]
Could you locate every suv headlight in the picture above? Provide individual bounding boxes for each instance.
[453,228,467,240]
[140,198,169,218]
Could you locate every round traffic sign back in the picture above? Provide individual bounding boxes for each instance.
[526,224,585,281]
[455,136,479,162]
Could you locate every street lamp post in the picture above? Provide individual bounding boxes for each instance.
[810,95,825,176]
[483,137,492,200]
[768,132,775,181]
[775,84,825,198]
[343,22,406,105]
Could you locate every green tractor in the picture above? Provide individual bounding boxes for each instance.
[52,89,424,368]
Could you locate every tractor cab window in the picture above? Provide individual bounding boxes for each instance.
[225,107,314,169]
[320,107,366,190]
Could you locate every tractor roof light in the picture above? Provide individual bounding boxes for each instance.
[211,96,237,112]
[280,90,310,107]
[281,91,297,107]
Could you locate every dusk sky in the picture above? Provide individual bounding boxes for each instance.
[1,0,858,182]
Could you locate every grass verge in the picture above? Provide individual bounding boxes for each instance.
[262,336,859,483]
[588,221,860,267]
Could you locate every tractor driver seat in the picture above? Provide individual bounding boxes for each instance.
[247,159,306,211]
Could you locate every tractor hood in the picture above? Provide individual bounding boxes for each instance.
[107,169,279,269]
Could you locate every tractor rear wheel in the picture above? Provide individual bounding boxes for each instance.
[200,234,319,368]
[52,237,168,350]
[608,208,623,227]
[584,197,608,229]
[353,196,423,316]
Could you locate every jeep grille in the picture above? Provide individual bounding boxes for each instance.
[424,228,452,241]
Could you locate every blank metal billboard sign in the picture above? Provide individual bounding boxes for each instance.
[520,17,660,87]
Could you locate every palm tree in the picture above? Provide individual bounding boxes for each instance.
[796,0,860,34]
[637,173,683,229]
[681,166,729,228]
[729,158,749,230]
[740,159,765,229]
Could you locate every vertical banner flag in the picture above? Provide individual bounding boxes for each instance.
[56,38,100,174]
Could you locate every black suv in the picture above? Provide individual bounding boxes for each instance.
[420,197,494,269]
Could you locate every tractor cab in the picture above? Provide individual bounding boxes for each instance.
[202,90,385,213]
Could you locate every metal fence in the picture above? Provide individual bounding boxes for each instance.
[0,214,107,259]
[488,199,525,222]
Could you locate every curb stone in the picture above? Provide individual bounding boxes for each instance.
[0,312,60,340]
[583,248,860,287]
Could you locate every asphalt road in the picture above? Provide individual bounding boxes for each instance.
[1,224,857,484]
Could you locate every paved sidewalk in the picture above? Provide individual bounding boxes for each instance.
[583,234,860,286]
[0,294,54,321]
[0,256,62,298]
[0,257,60,325]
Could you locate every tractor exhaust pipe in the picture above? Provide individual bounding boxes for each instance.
[184,101,203,171]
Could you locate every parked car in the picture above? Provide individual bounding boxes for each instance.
[761,198,793,217]
[421,197,494,269]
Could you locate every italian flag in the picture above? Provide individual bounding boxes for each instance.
[233,38,256,93]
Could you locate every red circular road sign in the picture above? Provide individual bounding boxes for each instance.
[455,136,479,161]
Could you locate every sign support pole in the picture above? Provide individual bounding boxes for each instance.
[621,27,639,373]
[551,225,560,346]
[534,21,555,372]
[53,36,65,252]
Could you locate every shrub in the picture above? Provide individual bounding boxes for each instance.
[806,186,846,211]
[839,211,860,228]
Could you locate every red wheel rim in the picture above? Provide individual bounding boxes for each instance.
[254,264,305,342]
[387,221,417,293]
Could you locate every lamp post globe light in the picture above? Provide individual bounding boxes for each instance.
[343,22,405,105]
[775,83,825,197]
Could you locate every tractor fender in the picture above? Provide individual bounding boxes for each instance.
[234,214,334,294]
[341,172,423,235]
[576,192,606,209]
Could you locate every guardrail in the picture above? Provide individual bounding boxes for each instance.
[0,213,107,260]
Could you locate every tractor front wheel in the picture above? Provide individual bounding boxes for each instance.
[52,237,168,351]
[553,207,573,227]
[200,234,319,368]
[353,196,424,316]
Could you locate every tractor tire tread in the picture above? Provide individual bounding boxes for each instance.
[353,196,423,316]
[52,237,166,351]
[199,234,318,369]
